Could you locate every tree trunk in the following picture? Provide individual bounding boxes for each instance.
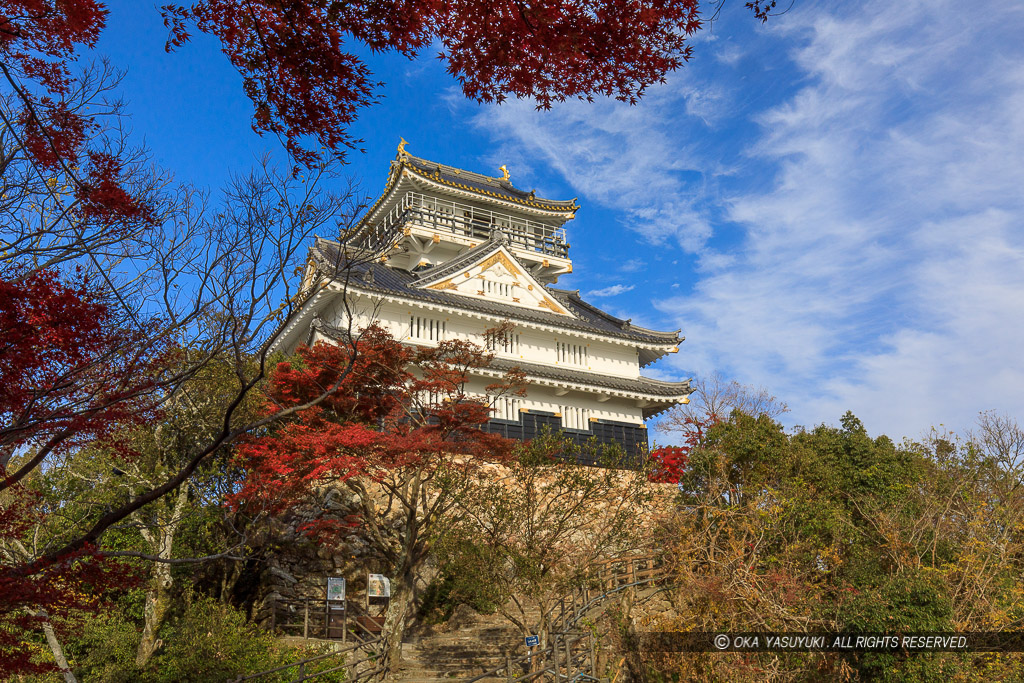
[136,559,174,667]
[136,482,189,667]
[380,564,415,679]
[36,611,77,683]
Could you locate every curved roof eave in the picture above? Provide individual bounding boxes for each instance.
[548,287,684,344]
[358,156,579,233]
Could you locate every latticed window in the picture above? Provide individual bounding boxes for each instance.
[482,280,515,298]
[556,341,588,366]
[494,397,524,421]
[409,315,446,341]
[487,329,520,355]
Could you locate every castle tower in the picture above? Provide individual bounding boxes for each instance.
[273,142,692,460]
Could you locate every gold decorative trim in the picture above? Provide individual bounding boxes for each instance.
[431,234,440,244]
[427,279,458,291]
[406,165,576,212]
[352,156,576,245]
[538,296,568,315]
[478,252,521,276]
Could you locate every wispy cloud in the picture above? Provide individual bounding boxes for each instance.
[658,0,1024,436]
[468,74,723,254]
[587,284,636,298]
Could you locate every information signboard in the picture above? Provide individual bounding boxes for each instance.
[327,577,346,602]
[367,574,391,598]
[525,635,539,647]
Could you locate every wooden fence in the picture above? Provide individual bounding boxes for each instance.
[463,552,670,682]
[269,596,385,642]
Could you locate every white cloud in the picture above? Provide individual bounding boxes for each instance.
[468,75,720,254]
[659,0,1024,437]
[587,284,636,298]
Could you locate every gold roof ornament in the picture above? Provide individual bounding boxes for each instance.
[499,164,510,181]
[397,137,408,157]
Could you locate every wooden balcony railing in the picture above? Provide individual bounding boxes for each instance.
[360,192,568,259]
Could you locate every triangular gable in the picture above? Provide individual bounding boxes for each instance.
[413,243,573,316]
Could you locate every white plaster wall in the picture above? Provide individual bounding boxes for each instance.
[461,377,646,427]
[325,295,648,380]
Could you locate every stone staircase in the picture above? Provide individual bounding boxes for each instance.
[396,606,539,682]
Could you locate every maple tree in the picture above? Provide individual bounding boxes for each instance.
[0,175,362,674]
[0,117,363,674]
[231,325,523,674]
[0,0,778,170]
[0,267,163,675]
[161,0,703,165]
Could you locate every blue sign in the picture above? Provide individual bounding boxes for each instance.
[525,635,539,647]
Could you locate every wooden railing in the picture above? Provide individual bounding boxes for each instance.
[462,552,670,682]
[359,191,569,259]
[269,597,385,643]
[241,554,669,683]
[235,597,390,683]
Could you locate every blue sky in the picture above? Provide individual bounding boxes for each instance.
[92,0,1024,441]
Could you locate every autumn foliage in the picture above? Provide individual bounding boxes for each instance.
[648,445,690,483]
[230,325,519,673]
[162,0,705,165]
[0,270,165,476]
[648,412,718,483]
[231,325,516,522]
[0,268,160,672]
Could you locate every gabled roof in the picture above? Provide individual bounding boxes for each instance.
[310,238,683,352]
[410,232,509,288]
[400,153,578,213]
[410,231,574,316]
[357,146,579,236]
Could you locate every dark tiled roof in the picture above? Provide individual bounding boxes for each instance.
[403,154,578,213]
[411,233,506,287]
[485,358,691,399]
[312,239,682,346]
